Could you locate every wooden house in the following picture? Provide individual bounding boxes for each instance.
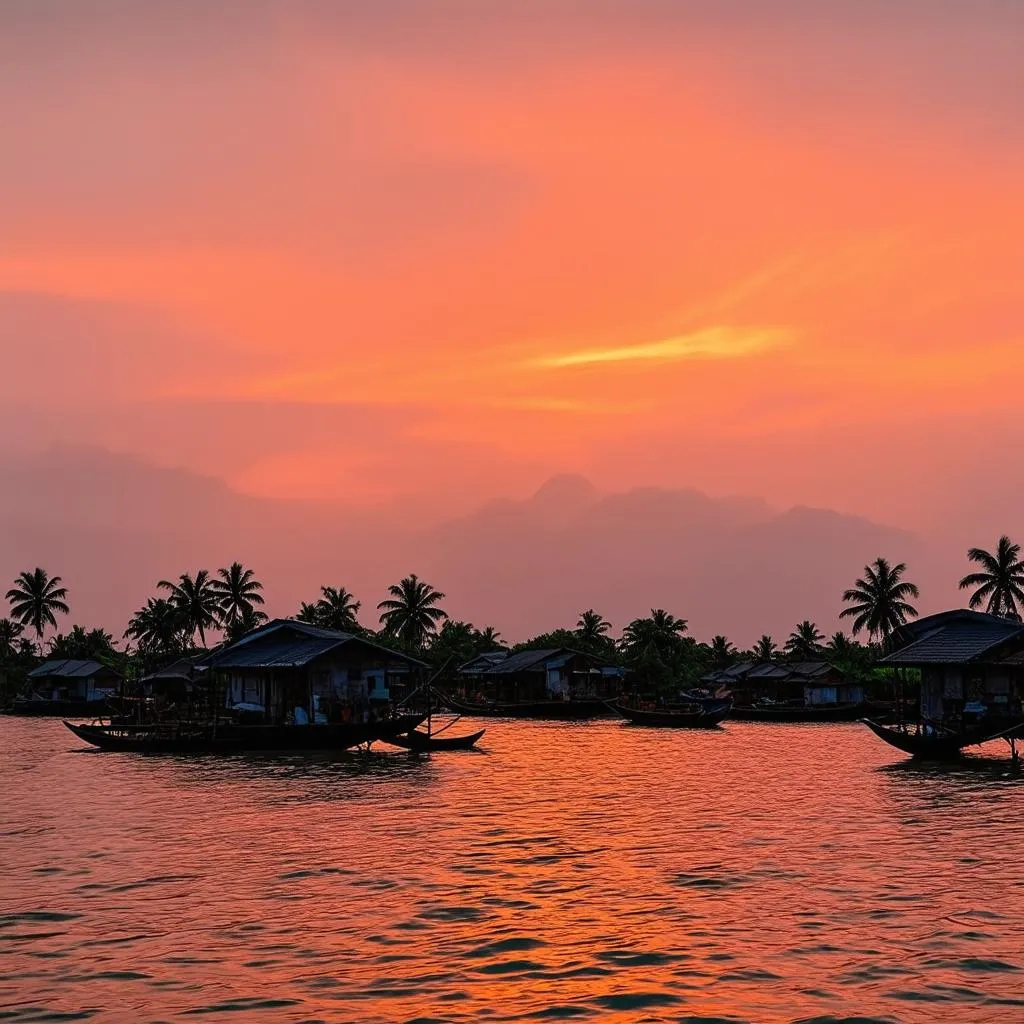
[27,659,121,704]
[459,647,620,703]
[208,619,426,724]
[882,609,1024,725]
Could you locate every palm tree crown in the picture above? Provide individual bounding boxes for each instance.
[211,562,265,626]
[125,597,187,655]
[316,586,362,631]
[0,617,25,657]
[958,536,1024,619]
[377,574,448,650]
[158,570,222,647]
[753,634,777,662]
[5,569,70,644]
[784,620,825,660]
[620,609,688,660]
[576,609,612,645]
[840,557,919,648]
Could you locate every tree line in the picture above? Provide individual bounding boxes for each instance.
[3,535,1024,698]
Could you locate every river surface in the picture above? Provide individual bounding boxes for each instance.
[2,718,1023,1023]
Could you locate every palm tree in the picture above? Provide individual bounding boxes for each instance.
[826,631,854,660]
[840,557,919,649]
[753,635,777,662]
[124,597,188,655]
[315,586,362,631]
[620,609,688,661]
[576,609,611,643]
[377,574,448,650]
[211,562,265,627]
[958,536,1024,619]
[709,635,737,669]
[475,626,505,651]
[5,569,70,649]
[296,601,321,625]
[158,570,222,647]
[0,617,24,657]
[224,605,269,644]
[784,620,825,660]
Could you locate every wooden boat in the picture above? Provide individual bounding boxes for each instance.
[611,699,731,728]
[437,692,610,720]
[730,701,865,723]
[387,727,485,752]
[862,717,1024,761]
[3,697,105,717]
[63,713,426,754]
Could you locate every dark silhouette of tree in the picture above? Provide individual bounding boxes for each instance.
[5,569,70,648]
[212,562,265,628]
[709,635,737,669]
[124,597,188,656]
[752,635,777,662]
[294,587,361,631]
[158,570,222,647]
[826,631,855,660]
[475,626,505,651]
[576,609,612,644]
[224,605,268,644]
[958,536,1024,619]
[784,620,825,660]
[841,557,919,648]
[0,618,24,658]
[620,609,688,662]
[377,575,448,650]
[48,626,118,663]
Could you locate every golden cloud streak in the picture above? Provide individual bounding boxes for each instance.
[530,325,793,369]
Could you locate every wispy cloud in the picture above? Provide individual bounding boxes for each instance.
[529,325,793,369]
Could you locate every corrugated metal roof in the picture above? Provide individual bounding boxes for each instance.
[482,648,573,675]
[28,659,113,679]
[882,621,1024,665]
[213,635,348,669]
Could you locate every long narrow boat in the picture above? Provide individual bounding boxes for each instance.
[611,699,731,729]
[730,702,864,723]
[436,693,610,720]
[4,698,106,718]
[64,713,426,754]
[387,727,486,752]
[862,717,1024,761]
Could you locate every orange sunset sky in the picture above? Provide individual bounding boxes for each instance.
[2,1,1023,639]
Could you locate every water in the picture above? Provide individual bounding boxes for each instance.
[2,718,1023,1023]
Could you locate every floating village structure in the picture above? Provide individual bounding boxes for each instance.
[881,609,1024,724]
[458,647,622,704]
[208,619,426,724]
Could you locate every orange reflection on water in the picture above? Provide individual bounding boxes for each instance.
[2,718,1024,1022]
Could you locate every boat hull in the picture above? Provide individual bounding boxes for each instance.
[436,694,611,720]
[64,714,426,754]
[4,699,107,718]
[612,700,731,728]
[730,702,865,723]
[387,728,486,752]
[862,717,1024,761]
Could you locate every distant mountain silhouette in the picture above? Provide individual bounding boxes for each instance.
[0,449,940,644]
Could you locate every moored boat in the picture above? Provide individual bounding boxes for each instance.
[862,717,1024,761]
[387,727,486,752]
[64,713,426,754]
[730,701,864,723]
[611,699,731,728]
[436,692,610,720]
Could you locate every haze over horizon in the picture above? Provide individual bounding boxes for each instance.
[3,2,1023,641]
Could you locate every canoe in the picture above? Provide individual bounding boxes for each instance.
[862,717,1024,761]
[436,693,611,720]
[611,700,731,728]
[387,728,486,752]
[63,713,426,754]
[730,702,865,723]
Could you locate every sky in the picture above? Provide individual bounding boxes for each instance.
[2,1,1023,636]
